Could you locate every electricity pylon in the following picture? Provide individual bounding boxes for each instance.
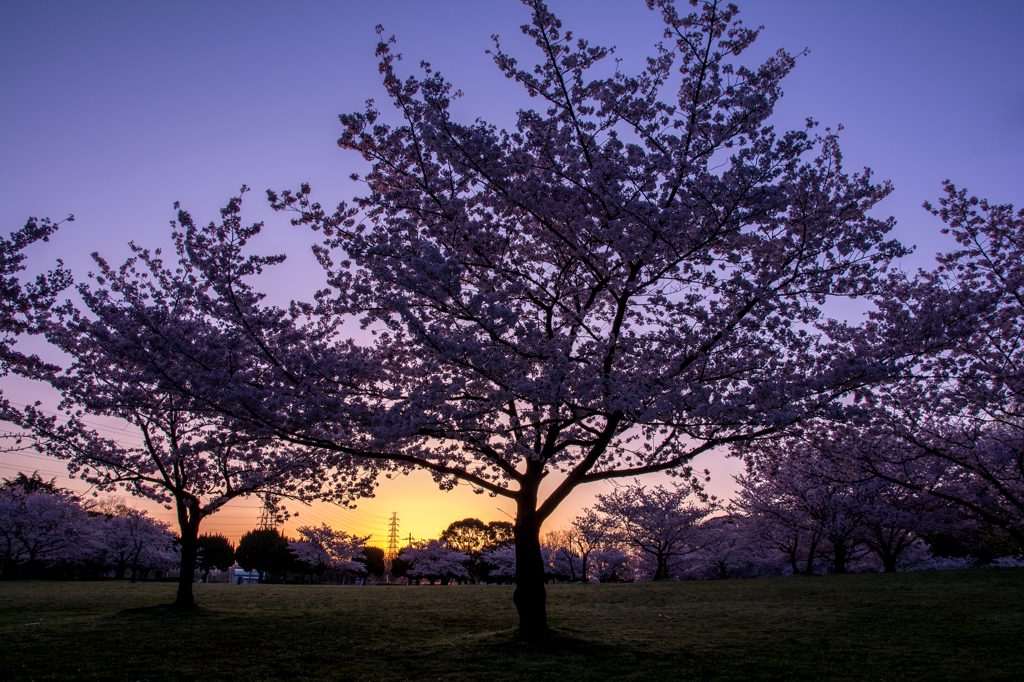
[257,495,279,531]
[385,512,400,571]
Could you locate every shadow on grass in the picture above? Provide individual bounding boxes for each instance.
[459,626,701,679]
[483,628,615,651]
[118,603,219,619]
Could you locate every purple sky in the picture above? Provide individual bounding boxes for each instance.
[2,0,1022,541]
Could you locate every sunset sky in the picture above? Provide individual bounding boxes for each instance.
[2,0,1021,546]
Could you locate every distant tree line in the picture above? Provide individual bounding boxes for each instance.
[0,472,177,580]
[0,471,466,585]
[532,474,1021,584]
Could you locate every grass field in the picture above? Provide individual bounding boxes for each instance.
[2,568,1022,681]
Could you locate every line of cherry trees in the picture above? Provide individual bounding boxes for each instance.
[0,470,514,586]
[296,459,1024,585]
[3,463,1020,589]
[291,465,1024,586]
[0,470,510,586]
[0,0,1020,636]
[0,471,369,584]
[0,472,180,581]
[541,473,1021,583]
[405,479,1022,586]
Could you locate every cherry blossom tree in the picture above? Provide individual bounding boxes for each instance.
[545,529,584,582]
[246,0,907,635]
[9,193,369,608]
[481,544,518,582]
[852,477,944,572]
[731,474,822,574]
[739,434,952,573]
[595,481,714,580]
[742,440,873,573]
[397,539,470,584]
[565,510,612,582]
[0,216,71,422]
[0,473,67,576]
[481,542,555,583]
[440,518,514,582]
[0,217,71,373]
[788,469,864,573]
[0,480,96,578]
[588,547,633,582]
[95,508,178,581]
[796,183,1024,553]
[288,523,369,579]
[684,515,772,579]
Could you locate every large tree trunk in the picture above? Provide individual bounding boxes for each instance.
[654,550,670,580]
[514,491,548,639]
[1006,527,1024,556]
[173,500,201,610]
[832,542,848,574]
[874,532,899,573]
[803,536,819,574]
[25,550,39,579]
[175,528,199,608]
[787,539,799,575]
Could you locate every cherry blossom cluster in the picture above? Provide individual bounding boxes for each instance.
[397,539,470,583]
[0,474,177,580]
[288,523,369,572]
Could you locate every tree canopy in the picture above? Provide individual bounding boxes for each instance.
[255,0,907,634]
[6,195,368,608]
[236,528,296,583]
[197,533,237,581]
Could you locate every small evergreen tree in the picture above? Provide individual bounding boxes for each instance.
[235,528,291,583]
[197,533,236,582]
[359,546,386,577]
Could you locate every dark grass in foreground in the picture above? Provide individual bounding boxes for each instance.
[2,569,1022,681]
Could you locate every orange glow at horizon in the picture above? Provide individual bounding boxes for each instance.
[1,445,743,547]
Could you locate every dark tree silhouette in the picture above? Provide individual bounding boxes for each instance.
[197,533,236,582]
[360,546,387,577]
[236,528,293,583]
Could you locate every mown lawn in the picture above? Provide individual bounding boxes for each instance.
[1,568,1022,681]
